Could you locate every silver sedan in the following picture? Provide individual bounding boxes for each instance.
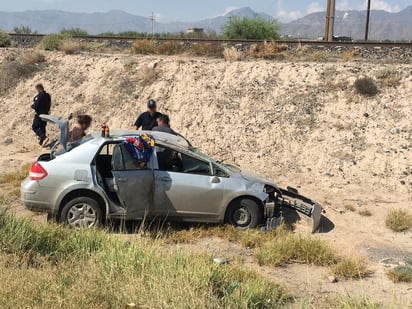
[21,115,322,231]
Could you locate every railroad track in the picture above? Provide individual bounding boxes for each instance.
[8,33,412,48]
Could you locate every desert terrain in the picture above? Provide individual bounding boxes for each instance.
[0,48,411,307]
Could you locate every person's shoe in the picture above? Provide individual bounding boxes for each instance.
[40,136,49,146]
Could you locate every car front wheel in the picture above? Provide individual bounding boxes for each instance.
[226,198,262,230]
[60,197,102,229]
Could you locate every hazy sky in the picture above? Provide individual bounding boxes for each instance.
[0,0,410,21]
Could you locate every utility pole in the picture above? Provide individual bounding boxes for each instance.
[364,0,372,41]
[324,0,336,41]
[149,12,156,36]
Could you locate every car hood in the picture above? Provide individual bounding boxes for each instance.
[240,170,277,187]
[40,115,69,151]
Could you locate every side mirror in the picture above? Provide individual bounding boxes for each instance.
[211,176,221,184]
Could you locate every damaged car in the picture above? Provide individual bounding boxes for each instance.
[21,115,322,232]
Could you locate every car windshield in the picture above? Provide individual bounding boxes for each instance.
[189,146,242,173]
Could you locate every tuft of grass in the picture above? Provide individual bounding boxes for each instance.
[332,295,381,309]
[255,233,338,267]
[308,50,330,62]
[191,43,224,58]
[248,41,287,59]
[131,39,157,54]
[376,66,402,88]
[0,213,292,308]
[341,50,358,61]
[344,205,356,212]
[20,51,45,65]
[156,40,184,55]
[0,58,41,94]
[0,163,31,188]
[223,47,243,61]
[331,257,371,279]
[358,209,372,217]
[387,266,412,283]
[60,39,82,54]
[354,77,378,97]
[385,208,412,232]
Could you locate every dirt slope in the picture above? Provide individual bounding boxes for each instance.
[0,49,411,306]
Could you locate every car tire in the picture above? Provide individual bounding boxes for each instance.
[226,198,262,230]
[60,197,103,229]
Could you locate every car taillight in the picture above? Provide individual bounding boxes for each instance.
[30,162,48,180]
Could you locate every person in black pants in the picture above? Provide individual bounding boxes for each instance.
[133,99,162,131]
[31,84,51,146]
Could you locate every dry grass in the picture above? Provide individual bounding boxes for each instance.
[344,205,356,212]
[331,258,371,279]
[385,209,412,232]
[0,213,291,308]
[358,209,372,217]
[190,43,224,58]
[341,50,358,62]
[131,40,157,54]
[376,67,402,88]
[308,50,331,62]
[387,266,412,283]
[0,57,41,93]
[156,41,184,55]
[223,47,243,61]
[331,295,381,309]
[248,41,288,59]
[0,163,31,188]
[60,39,83,54]
[20,51,45,65]
[255,233,338,267]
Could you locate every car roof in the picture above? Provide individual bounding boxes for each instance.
[90,130,191,149]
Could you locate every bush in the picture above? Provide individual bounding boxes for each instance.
[248,41,287,59]
[223,16,280,40]
[387,266,412,283]
[131,39,157,54]
[354,77,378,96]
[0,56,40,93]
[13,26,37,34]
[60,39,82,54]
[60,27,88,36]
[38,34,68,50]
[385,208,412,232]
[331,258,371,279]
[20,51,45,65]
[0,30,11,47]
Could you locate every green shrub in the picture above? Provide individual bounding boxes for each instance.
[38,34,69,50]
[0,30,11,47]
[13,26,37,34]
[60,28,88,36]
[354,77,378,97]
[223,16,280,40]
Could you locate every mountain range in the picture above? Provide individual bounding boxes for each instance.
[0,6,411,40]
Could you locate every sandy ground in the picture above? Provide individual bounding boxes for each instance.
[0,49,411,307]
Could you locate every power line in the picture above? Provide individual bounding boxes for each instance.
[149,12,156,36]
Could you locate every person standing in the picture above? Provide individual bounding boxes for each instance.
[133,99,162,131]
[31,83,51,146]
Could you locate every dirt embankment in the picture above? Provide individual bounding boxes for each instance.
[0,49,411,306]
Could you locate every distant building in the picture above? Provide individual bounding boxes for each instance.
[186,28,204,34]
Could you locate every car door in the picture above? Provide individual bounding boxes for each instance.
[153,146,224,220]
[112,144,154,219]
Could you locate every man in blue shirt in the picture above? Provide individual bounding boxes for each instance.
[133,99,162,131]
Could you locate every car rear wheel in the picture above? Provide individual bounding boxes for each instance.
[226,198,262,230]
[60,197,102,229]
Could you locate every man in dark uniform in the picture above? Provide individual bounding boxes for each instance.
[31,84,51,146]
[133,99,162,131]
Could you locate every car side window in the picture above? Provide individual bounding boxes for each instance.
[112,144,148,171]
[213,165,229,178]
[156,147,211,176]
